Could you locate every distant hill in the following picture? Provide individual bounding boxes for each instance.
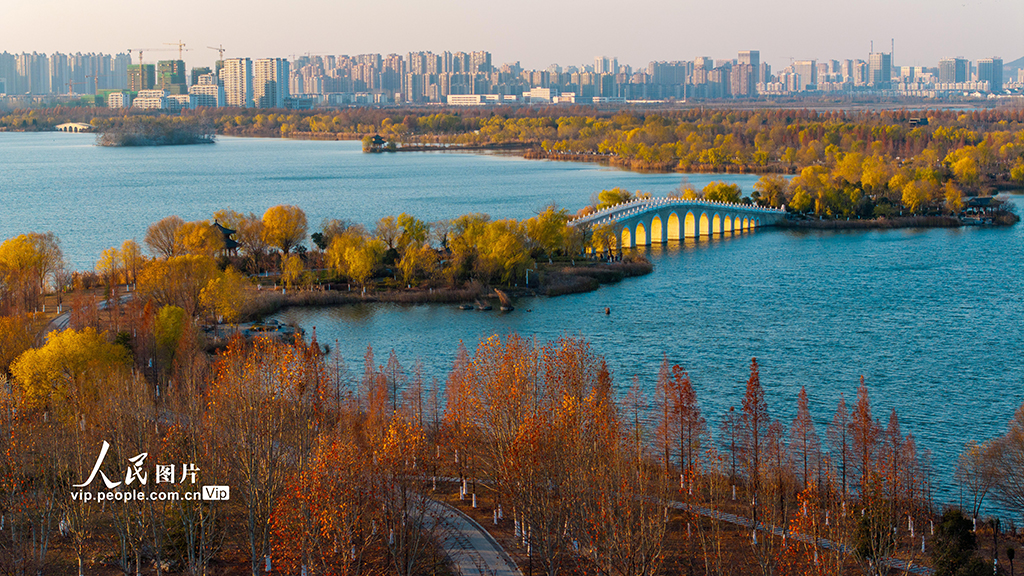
[1004,56,1024,77]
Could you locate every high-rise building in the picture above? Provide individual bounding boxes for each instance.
[0,52,16,95]
[49,53,69,94]
[595,56,618,75]
[977,58,1003,92]
[939,58,968,83]
[794,60,817,90]
[221,58,253,107]
[157,60,187,94]
[128,64,155,92]
[868,52,891,87]
[253,58,289,108]
[17,52,50,94]
[110,53,131,90]
[738,50,760,84]
[730,64,754,97]
[470,51,491,74]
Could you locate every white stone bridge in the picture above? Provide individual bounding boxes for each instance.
[568,197,788,248]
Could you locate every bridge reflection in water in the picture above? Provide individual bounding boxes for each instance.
[569,197,787,248]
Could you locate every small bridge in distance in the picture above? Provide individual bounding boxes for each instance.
[568,197,788,248]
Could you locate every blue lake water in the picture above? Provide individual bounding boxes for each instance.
[2,131,1022,511]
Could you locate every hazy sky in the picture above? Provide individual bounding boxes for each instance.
[5,0,1023,71]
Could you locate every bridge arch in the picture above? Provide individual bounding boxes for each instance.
[712,214,721,235]
[650,216,663,244]
[724,215,733,234]
[621,227,632,248]
[699,213,710,237]
[684,212,697,238]
[635,222,648,246]
[667,213,680,240]
[742,217,750,231]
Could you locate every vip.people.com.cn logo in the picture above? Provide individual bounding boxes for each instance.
[71,441,229,503]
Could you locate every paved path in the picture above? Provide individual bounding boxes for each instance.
[427,477,929,576]
[426,498,522,576]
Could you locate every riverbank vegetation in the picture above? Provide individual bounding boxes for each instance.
[94,115,215,146]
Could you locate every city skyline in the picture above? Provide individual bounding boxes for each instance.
[3,0,1022,71]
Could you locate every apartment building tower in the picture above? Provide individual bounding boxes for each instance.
[977,58,1003,92]
[221,58,253,108]
[253,58,289,108]
[738,50,760,84]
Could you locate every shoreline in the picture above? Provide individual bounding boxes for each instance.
[245,259,654,319]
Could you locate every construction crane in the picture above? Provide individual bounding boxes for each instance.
[65,75,94,96]
[128,48,175,65]
[208,44,226,61]
[164,40,190,60]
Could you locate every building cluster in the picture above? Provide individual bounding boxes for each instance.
[0,49,1021,109]
[0,51,131,96]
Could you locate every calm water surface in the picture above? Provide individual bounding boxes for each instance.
[2,132,1022,510]
[0,132,752,269]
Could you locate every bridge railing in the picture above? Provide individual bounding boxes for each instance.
[568,196,786,227]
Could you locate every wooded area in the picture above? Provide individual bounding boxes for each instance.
[1,202,1024,575]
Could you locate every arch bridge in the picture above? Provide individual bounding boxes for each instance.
[569,197,787,248]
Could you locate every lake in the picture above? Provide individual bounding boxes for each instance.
[2,131,1022,511]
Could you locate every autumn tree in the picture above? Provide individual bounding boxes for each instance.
[0,232,65,313]
[137,255,218,316]
[988,402,1024,522]
[145,215,185,258]
[827,394,852,500]
[740,358,771,525]
[207,336,312,576]
[199,267,252,324]
[524,205,570,256]
[0,315,34,375]
[374,215,400,251]
[790,386,820,488]
[120,239,143,286]
[175,220,225,258]
[262,205,308,254]
[850,377,879,495]
[11,327,130,418]
[753,174,788,207]
[703,181,742,203]
[597,187,634,208]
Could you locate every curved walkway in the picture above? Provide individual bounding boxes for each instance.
[426,498,522,576]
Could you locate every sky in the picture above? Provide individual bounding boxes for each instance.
[4,0,1023,71]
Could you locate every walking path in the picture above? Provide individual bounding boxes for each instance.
[426,498,522,576]
[428,477,930,576]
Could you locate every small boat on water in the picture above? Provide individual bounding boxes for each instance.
[458,304,474,310]
[476,299,492,311]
